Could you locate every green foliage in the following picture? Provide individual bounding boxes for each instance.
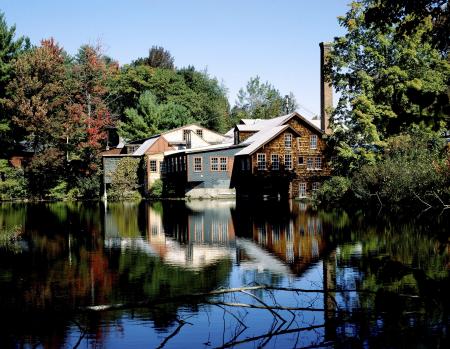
[148,179,163,198]
[118,90,192,141]
[115,65,230,134]
[0,159,27,200]
[48,181,68,200]
[74,175,100,199]
[108,157,142,201]
[329,1,450,173]
[25,147,65,198]
[363,0,449,52]
[0,12,30,157]
[315,176,352,204]
[233,76,285,121]
[351,128,449,206]
[133,45,175,69]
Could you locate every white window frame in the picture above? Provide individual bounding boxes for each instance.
[312,182,320,191]
[310,135,318,150]
[307,157,314,170]
[257,153,266,170]
[284,154,292,170]
[271,154,279,170]
[194,157,202,172]
[285,134,292,148]
[299,183,307,198]
[210,157,219,171]
[315,157,322,170]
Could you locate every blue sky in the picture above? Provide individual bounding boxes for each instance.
[1,0,349,117]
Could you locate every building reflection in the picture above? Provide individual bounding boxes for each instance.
[103,200,332,277]
[233,200,331,276]
[143,200,236,269]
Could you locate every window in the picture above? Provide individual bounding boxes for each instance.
[127,145,140,154]
[315,157,322,169]
[196,129,203,138]
[310,135,318,149]
[211,157,219,171]
[194,157,202,172]
[285,134,292,148]
[220,157,227,171]
[159,161,165,173]
[298,156,304,165]
[284,154,292,170]
[183,129,190,141]
[271,154,279,170]
[149,160,157,172]
[299,183,307,198]
[257,153,266,170]
[312,182,320,191]
[307,157,314,170]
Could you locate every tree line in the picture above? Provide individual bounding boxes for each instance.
[0,13,295,200]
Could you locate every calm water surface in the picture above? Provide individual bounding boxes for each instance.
[0,200,448,348]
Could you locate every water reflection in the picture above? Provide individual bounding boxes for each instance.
[0,201,448,348]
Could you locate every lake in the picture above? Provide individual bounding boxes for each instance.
[0,200,448,348]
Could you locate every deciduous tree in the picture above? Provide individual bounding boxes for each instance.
[329,1,450,172]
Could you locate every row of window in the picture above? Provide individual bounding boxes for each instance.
[255,154,322,171]
[194,157,227,172]
[284,134,318,150]
[182,129,204,141]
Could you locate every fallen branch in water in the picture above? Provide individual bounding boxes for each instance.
[79,284,417,313]
[213,323,326,349]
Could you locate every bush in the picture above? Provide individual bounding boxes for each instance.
[315,176,351,204]
[148,179,163,198]
[75,176,100,199]
[0,160,28,200]
[351,130,449,206]
[48,180,68,200]
[108,157,142,201]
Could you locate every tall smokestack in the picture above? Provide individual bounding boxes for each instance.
[320,42,332,134]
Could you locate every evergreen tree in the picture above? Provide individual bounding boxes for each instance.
[0,12,30,156]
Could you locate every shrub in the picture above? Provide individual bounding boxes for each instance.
[48,180,68,200]
[315,176,351,204]
[351,130,449,206]
[108,157,142,201]
[0,160,28,200]
[148,179,163,198]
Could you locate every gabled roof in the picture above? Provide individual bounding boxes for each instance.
[235,125,302,156]
[234,112,324,135]
[133,136,160,155]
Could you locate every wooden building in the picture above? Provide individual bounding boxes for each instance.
[232,112,332,198]
[102,124,226,198]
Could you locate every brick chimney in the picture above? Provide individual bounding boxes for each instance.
[320,42,332,134]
